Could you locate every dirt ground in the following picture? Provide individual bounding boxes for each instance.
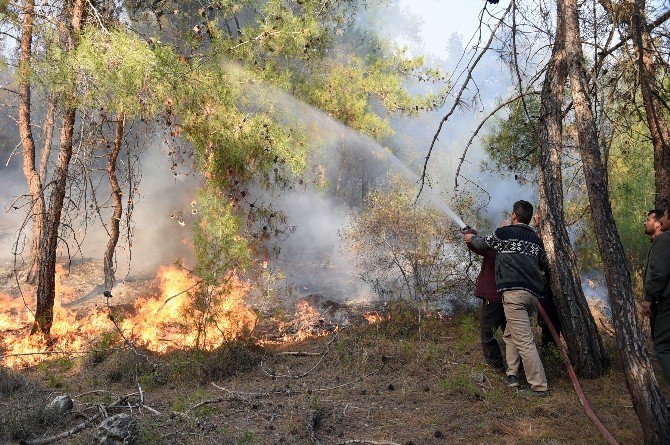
[0,259,666,445]
[2,311,661,445]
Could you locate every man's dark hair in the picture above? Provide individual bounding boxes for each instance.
[648,209,665,221]
[513,200,534,224]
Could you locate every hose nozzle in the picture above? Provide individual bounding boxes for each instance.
[460,225,473,234]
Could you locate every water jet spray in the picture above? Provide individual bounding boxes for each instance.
[224,61,470,231]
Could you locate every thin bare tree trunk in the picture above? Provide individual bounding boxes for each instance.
[27,95,58,282]
[33,0,86,334]
[538,0,609,378]
[564,0,670,441]
[39,95,57,183]
[632,0,670,209]
[104,111,125,290]
[19,0,45,286]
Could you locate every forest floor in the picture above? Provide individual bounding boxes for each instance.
[1,260,667,444]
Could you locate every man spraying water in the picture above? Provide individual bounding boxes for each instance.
[462,200,549,395]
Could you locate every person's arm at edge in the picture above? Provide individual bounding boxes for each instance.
[644,234,670,303]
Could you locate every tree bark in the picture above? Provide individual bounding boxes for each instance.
[39,95,57,184]
[564,0,670,441]
[19,0,45,285]
[632,0,670,209]
[104,111,125,290]
[538,0,609,378]
[27,95,58,282]
[32,0,86,334]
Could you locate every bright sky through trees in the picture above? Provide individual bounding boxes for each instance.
[397,0,502,58]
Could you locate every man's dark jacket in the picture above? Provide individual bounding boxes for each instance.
[644,231,670,303]
[471,223,548,299]
[466,234,501,303]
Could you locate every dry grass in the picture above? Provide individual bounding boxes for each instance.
[1,310,649,445]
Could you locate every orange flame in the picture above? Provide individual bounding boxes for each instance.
[288,300,327,342]
[0,265,256,368]
[262,300,337,344]
[55,264,76,304]
[124,266,256,353]
[363,311,384,324]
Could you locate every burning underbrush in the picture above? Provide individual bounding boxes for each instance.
[0,262,382,369]
[0,265,257,368]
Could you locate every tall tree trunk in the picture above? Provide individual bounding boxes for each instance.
[104,111,125,290]
[32,0,86,334]
[39,95,57,184]
[27,95,58,282]
[564,0,670,441]
[632,0,670,209]
[19,0,45,285]
[538,0,609,378]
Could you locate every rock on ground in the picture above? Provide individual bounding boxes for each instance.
[43,395,73,419]
[95,414,138,445]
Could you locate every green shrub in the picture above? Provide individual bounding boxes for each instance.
[343,182,472,305]
[104,349,154,385]
[0,386,52,442]
[161,339,264,384]
[87,331,121,367]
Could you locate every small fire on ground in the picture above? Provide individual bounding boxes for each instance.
[363,311,385,324]
[0,265,378,368]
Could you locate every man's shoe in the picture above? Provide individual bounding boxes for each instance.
[506,375,520,387]
[516,388,548,397]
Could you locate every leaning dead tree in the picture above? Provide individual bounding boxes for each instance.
[562,0,670,440]
[537,0,609,378]
[418,1,512,198]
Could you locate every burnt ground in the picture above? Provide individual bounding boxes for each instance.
[0,259,667,444]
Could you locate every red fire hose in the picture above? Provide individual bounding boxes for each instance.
[537,302,619,445]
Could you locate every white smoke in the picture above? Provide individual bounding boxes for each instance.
[1,4,526,305]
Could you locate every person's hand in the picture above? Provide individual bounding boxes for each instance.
[639,301,652,317]
[463,233,474,243]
